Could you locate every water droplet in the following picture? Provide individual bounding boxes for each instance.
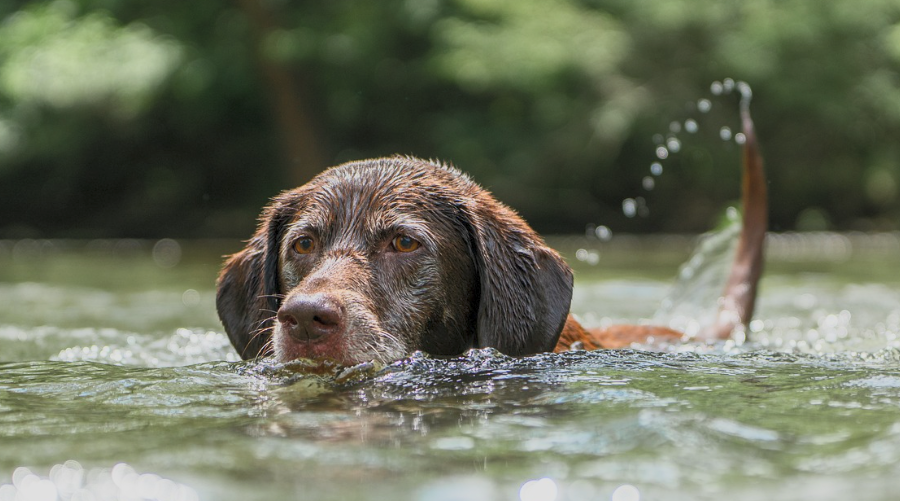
[723,77,735,93]
[182,289,201,306]
[735,132,746,145]
[669,121,682,133]
[666,137,681,153]
[737,80,753,101]
[582,250,600,265]
[622,198,637,218]
[650,162,663,176]
[636,196,649,217]
[642,176,655,190]
[719,126,732,141]
[710,81,723,95]
[595,225,612,241]
[698,99,712,113]
[655,146,669,159]
[152,239,182,268]
[684,119,698,133]
[652,133,664,145]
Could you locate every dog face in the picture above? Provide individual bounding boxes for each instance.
[216,157,573,365]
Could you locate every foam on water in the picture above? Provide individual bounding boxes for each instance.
[0,325,238,366]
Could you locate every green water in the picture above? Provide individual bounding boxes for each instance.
[1,235,900,501]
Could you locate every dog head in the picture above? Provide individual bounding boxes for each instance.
[216,157,573,364]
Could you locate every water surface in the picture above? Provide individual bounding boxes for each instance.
[1,235,900,501]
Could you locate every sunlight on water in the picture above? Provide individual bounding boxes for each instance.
[611,484,641,501]
[54,328,240,366]
[0,323,238,366]
[519,477,557,501]
[2,230,900,501]
[567,227,900,365]
[0,462,197,501]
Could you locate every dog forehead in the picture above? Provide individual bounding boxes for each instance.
[326,157,470,193]
[319,159,470,210]
[286,158,472,236]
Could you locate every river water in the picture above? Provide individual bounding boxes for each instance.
[1,233,899,501]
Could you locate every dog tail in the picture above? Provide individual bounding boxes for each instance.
[555,85,767,352]
[704,84,767,340]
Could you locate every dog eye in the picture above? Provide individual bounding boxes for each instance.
[292,236,316,254]
[392,235,420,253]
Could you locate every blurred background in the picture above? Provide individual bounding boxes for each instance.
[0,0,899,239]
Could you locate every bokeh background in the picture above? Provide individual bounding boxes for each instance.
[1,0,899,239]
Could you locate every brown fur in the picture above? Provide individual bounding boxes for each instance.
[217,108,765,363]
[217,157,573,364]
[554,316,683,352]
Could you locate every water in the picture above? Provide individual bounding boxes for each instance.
[614,78,749,219]
[2,236,900,501]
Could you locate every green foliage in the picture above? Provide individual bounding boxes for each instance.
[0,1,182,115]
[0,0,899,237]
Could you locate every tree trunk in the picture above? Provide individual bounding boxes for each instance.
[236,0,328,187]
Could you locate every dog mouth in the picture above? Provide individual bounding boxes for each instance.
[271,290,411,365]
[272,322,407,366]
[272,323,352,364]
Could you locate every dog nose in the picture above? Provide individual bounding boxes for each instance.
[277,293,344,342]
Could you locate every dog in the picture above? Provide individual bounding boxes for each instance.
[216,109,765,365]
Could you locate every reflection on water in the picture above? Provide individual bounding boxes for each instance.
[1,237,900,500]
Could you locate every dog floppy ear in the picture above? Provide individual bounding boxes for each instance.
[216,193,299,359]
[462,197,574,356]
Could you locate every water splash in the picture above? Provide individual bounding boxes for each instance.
[595,79,754,228]
[588,80,760,328]
[652,208,743,338]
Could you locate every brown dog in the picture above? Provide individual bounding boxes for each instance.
[217,107,765,364]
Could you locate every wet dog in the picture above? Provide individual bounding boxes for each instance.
[217,109,765,364]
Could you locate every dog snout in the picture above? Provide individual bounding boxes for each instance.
[277,293,345,342]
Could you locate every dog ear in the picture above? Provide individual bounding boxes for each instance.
[462,197,574,355]
[216,194,299,359]
[216,237,270,359]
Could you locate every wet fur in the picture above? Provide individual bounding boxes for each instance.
[218,114,765,363]
[216,157,573,363]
